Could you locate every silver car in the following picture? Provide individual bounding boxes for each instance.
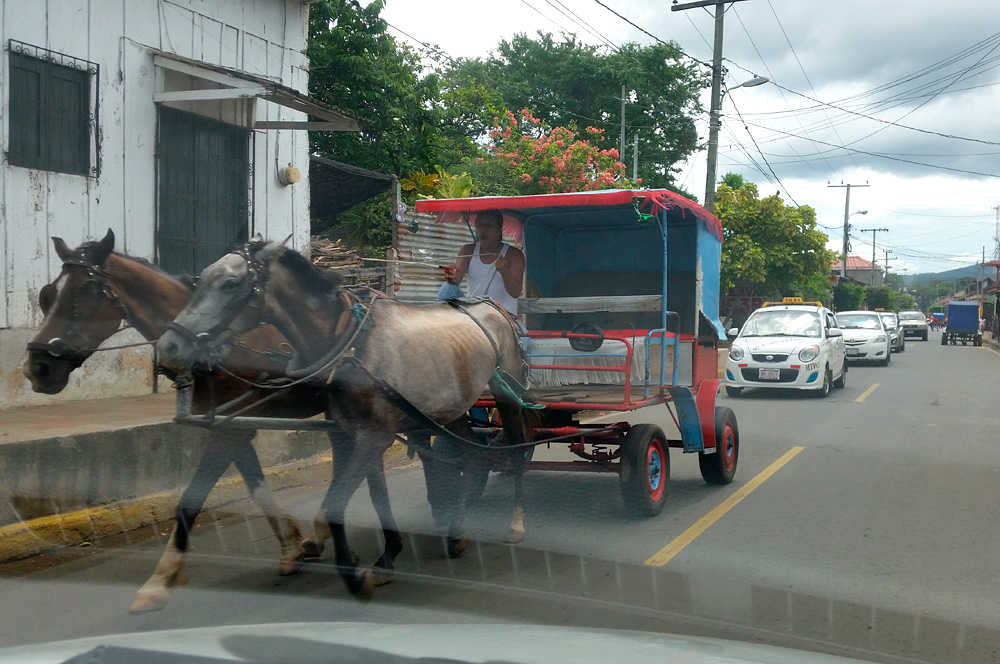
[878,311,905,352]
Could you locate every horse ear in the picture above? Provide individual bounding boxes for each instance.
[254,240,286,264]
[52,237,73,262]
[96,228,115,260]
[250,233,263,243]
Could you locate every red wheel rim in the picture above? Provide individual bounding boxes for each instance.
[721,424,736,473]
[646,438,665,501]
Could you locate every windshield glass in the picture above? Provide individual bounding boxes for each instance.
[837,313,883,329]
[740,310,821,337]
[879,314,897,327]
[7,3,1000,664]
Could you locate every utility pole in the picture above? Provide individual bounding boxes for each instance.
[672,0,749,213]
[829,182,869,278]
[882,249,897,273]
[859,227,889,285]
[993,205,1000,260]
[620,84,626,167]
[633,132,639,180]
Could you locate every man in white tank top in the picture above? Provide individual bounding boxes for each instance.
[442,210,525,316]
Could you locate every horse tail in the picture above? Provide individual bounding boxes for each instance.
[489,323,542,448]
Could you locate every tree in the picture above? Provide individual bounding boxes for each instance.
[834,283,866,312]
[307,0,465,178]
[865,286,894,310]
[714,180,836,298]
[439,32,707,191]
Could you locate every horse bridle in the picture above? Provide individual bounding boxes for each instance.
[27,257,135,359]
[163,246,268,362]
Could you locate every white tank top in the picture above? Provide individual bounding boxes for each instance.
[467,243,518,314]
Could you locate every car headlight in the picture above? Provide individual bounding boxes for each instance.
[729,345,744,361]
[798,345,820,362]
[874,335,887,343]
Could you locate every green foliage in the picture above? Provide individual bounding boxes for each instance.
[865,286,895,311]
[790,272,833,305]
[720,172,745,190]
[307,0,456,178]
[895,293,916,310]
[834,283,866,312]
[439,32,706,190]
[400,166,474,201]
[714,182,836,297]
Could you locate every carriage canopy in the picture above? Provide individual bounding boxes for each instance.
[415,189,726,339]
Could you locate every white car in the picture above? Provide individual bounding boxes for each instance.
[837,310,893,366]
[724,300,847,398]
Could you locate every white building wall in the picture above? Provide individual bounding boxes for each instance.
[0,0,314,408]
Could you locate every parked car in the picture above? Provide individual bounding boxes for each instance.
[877,310,905,352]
[898,310,929,340]
[837,311,893,366]
[724,298,847,398]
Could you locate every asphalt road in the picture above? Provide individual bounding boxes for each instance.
[2,329,999,663]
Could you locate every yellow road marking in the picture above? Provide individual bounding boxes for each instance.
[645,446,804,567]
[854,383,880,403]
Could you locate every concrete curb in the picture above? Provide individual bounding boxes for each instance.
[0,441,410,564]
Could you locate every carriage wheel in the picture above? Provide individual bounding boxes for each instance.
[620,424,669,517]
[699,407,739,485]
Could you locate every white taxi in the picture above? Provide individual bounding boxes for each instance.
[836,310,893,366]
[724,299,847,398]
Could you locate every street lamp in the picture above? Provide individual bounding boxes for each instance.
[840,210,868,278]
[704,76,769,214]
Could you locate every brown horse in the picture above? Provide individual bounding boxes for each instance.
[22,230,397,611]
[156,241,538,599]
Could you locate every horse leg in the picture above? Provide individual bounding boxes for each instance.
[227,430,304,575]
[301,427,349,559]
[367,464,403,586]
[129,438,232,613]
[322,431,392,600]
[441,419,478,559]
[504,453,527,544]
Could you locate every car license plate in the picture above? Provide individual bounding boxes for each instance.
[847,348,860,356]
[758,368,781,380]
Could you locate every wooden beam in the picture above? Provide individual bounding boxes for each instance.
[517,295,663,314]
[152,55,262,89]
[253,120,358,131]
[154,86,270,102]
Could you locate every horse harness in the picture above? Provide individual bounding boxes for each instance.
[27,255,145,359]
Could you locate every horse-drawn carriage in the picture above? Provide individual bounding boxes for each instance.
[28,189,737,604]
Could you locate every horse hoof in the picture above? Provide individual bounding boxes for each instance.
[129,590,170,613]
[301,540,323,560]
[372,565,395,586]
[350,571,376,601]
[504,528,525,544]
[447,535,468,558]
[278,555,304,576]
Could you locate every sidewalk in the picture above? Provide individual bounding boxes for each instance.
[0,390,338,563]
[0,392,175,445]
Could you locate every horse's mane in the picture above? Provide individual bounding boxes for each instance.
[274,247,343,296]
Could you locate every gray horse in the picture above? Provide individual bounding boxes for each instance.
[156,240,538,599]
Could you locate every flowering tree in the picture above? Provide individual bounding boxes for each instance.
[485,109,638,194]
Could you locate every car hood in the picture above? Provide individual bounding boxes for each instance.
[0,622,872,664]
[735,337,816,355]
[842,329,883,342]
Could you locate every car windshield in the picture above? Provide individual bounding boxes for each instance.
[740,310,822,337]
[899,312,925,320]
[837,313,882,329]
[879,314,897,326]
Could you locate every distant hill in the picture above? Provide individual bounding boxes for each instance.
[902,264,981,286]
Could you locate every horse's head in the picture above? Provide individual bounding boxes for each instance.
[24,229,126,394]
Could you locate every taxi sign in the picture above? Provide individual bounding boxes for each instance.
[762,297,823,308]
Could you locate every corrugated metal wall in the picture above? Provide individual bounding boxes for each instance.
[395,211,523,303]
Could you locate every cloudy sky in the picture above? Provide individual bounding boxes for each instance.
[380,0,1000,276]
